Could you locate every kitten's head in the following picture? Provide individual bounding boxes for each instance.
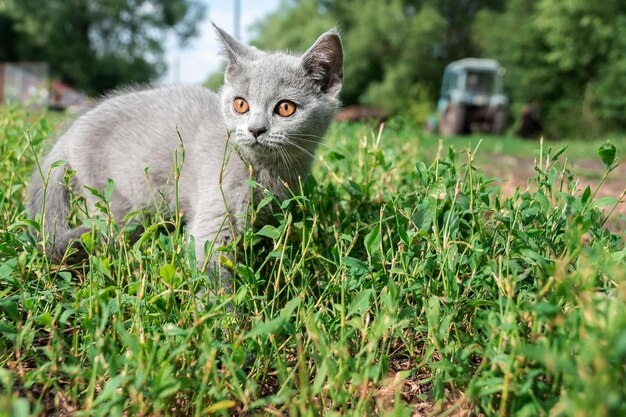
[213,24,343,169]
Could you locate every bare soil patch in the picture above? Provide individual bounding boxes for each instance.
[476,154,626,234]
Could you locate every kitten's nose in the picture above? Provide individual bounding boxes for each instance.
[248,126,267,139]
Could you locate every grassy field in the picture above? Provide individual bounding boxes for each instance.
[1,106,625,416]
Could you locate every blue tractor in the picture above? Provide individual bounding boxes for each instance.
[438,58,508,136]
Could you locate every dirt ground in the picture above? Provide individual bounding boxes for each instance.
[479,154,626,227]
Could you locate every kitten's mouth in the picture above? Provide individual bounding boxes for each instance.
[231,132,285,155]
[236,139,277,156]
[255,141,281,154]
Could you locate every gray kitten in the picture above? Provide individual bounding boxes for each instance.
[27,25,343,282]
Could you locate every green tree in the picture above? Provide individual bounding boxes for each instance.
[355,3,445,119]
[0,0,205,94]
[474,0,626,136]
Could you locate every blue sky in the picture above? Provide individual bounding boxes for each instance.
[161,0,281,85]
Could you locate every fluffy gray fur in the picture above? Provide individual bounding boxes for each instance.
[27,25,343,282]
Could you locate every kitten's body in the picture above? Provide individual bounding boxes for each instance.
[27,25,343,280]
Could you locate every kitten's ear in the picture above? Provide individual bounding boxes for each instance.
[212,23,259,77]
[301,29,343,94]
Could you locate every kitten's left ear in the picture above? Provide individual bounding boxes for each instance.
[301,29,343,95]
[212,23,260,75]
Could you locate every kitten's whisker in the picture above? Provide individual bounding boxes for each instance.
[286,148,305,174]
[290,135,340,153]
[286,148,304,176]
[283,139,317,160]
[263,133,331,180]
[298,141,339,152]
[281,149,297,179]
[278,147,301,184]
[291,133,326,139]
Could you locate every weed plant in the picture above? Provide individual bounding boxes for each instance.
[1,107,625,416]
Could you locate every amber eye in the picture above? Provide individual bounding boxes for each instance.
[233,97,249,114]
[275,100,297,117]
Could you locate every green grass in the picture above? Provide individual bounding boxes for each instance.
[345,117,626,162]
[1,106,625,416]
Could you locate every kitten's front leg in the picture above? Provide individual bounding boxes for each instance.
[189,187,253,291]
[188,205,237,293]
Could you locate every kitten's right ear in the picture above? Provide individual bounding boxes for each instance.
[301,29,343,95]
[213,23,259,78]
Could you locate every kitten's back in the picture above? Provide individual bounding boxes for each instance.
[72,85,224,150]
[32,86,228,230]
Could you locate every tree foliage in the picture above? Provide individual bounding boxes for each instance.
[474,0,626,136]
[0,0,205,95]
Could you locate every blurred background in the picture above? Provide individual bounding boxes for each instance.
[1,0,625,139]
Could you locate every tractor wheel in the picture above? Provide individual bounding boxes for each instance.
[440,104,466,137]
[492,108,507,135]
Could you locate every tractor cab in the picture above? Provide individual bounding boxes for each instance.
[438,58,508,136]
